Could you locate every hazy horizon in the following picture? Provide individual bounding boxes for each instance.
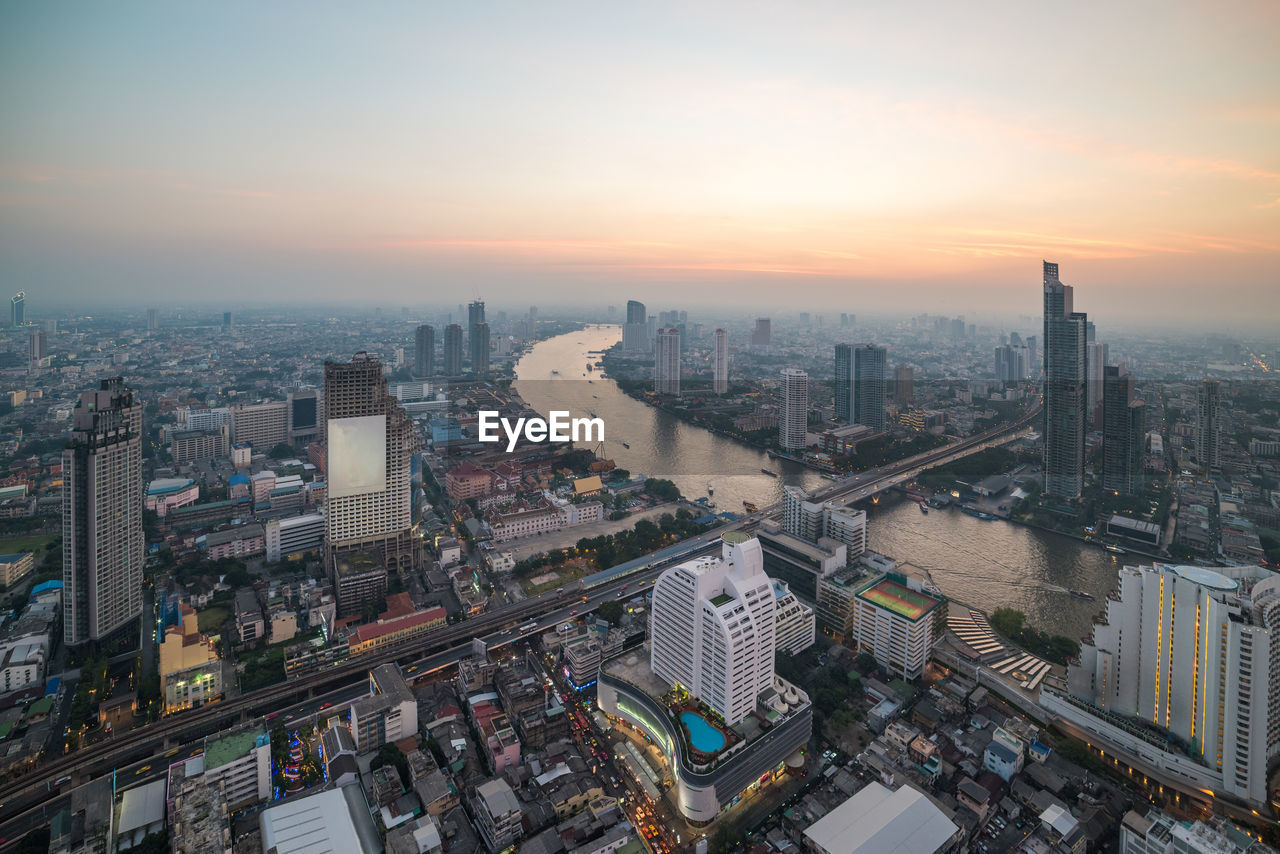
[3,1,1278,328]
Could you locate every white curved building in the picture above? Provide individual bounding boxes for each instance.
[650,535,776,726]
[1058,563,1280,808]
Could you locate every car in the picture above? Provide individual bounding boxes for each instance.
[137,765,151,774]
[320,702,333,710]
[570,609,578,615]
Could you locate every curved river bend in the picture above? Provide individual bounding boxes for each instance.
[515,326,1118,639]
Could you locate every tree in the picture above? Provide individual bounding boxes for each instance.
[646,479,680,502]
[268,442,295,459]
[597,600,624,626]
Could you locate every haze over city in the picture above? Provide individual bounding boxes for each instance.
[2,1,1279,326]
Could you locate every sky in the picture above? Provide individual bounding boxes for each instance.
[2,1,1278,327]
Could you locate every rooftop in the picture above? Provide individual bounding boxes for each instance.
[204,724,267,771]
[803,782,959,854]
[856,577,943,622]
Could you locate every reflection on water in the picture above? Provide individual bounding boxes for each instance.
[516,327,1118,639]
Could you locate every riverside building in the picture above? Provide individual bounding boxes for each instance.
[1050,563,1280,808]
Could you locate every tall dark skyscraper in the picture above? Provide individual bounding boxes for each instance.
[751,318,771,348]
[443,324,464,376]
[223,310,233,328]
[468,299,485,330]
[1043,261,1088,498]
[834,344,852,422]
[623,299,648,352]
[893,364,914,406]
[10,291,24,328]
[470,321,490,374]
[414,324,434,377]
[63,378,143,645]
[853,344,887,430]
[1102,365,1146,495]
[1196,379,1221,472]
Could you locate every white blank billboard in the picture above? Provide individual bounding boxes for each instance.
[328,415,386,498]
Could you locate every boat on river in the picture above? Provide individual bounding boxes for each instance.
[761,468,778,477]
[919,502,928,514]
[743,501,759,512]
[1104,544,1125,554]
[1070,589,1096,600]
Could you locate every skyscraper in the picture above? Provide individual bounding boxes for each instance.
[853,344,887,430]
[994,344,1028,384]
[623,299,648,352]
[146,308,158,332]
[442,324,464,376]
[779,368,808,450]
[781,485,866,564]
[467,299,485,330]
[63,378,144,645]
[751,318,771,348]
[10,292,24,328]
[649,535,776,725]
[1086,341,1108,429]
[1196,379,1221,472]
[833,344,852,422]
[712,328,728,395]
[1062,564,1280,807]
[223,311,233,328]
[324,354,419,617]
[654,328,681,395]
[892,364,914,406]
[29,329,45,366]
[1102,365,1145,495]
[1042,261,1088,498]
[414,324,434,378]
[470,322,490,374]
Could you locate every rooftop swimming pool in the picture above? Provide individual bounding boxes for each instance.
[681,711,726,753]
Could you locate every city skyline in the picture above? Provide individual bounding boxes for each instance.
[2,2,1278,326]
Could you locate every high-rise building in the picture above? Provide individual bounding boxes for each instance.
[287,389,322,444]
[1196,380,1221,472]
[772,580,815,655]
[852,344,887,430]
[1042,261,1088,498]
[779,368,808,450]
[834,344,852,422]
[654,328,681,395]
[712,328,728,395]
[892,364,914,406]
[10,292,24,327]
[751,318,771,348]
[994,344,1029,384]
[851,572,946,680]
[231,401,289,450]
[223,311,233,328]
[442,324,464,376]
[28,329,46,366]
[1102,365,1145,495]
[1086,341,1108,429]
[623,300,648,352]
[599,535,813,822]
[780,485,866,566]
[467,300,485,330]
[1060,564,1280,807]
[146,308,158,332]
[649,535,776,725]
[470,321,490,374]
[324,354,419,617]
[63,378,144,645]
[414,324,434,378]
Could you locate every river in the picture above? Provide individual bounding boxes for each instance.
[515,326,1118,639]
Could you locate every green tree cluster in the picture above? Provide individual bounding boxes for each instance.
[990,607,1080,665]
